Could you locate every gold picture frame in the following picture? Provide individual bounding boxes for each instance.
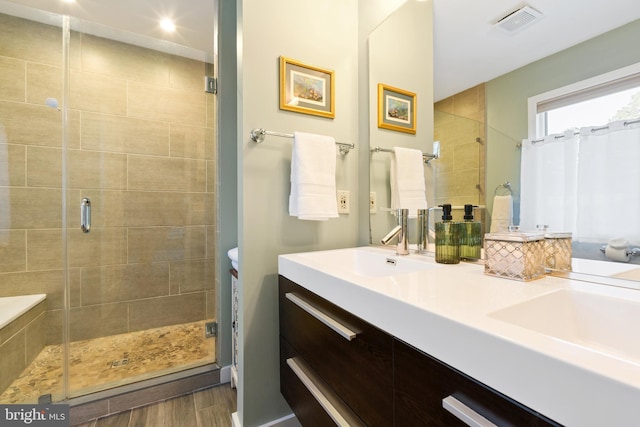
[279,56,335,119]
[377,83,416,134]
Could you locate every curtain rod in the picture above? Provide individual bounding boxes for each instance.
[250,128,354,155]
[521,118,640,146]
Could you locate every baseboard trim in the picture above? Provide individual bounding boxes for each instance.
[231,412,300,427]
[220,364,232,384]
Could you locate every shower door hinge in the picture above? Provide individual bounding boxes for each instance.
[205,76,217,94]
[205,321,217,338]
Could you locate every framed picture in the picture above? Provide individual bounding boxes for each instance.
[377,83,416,134]
[279,56,335,119]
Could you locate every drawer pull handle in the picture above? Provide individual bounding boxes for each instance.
[442,396,497,427]
[286,358,351,427]
[286,293,356,341]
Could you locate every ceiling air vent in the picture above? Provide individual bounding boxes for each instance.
[495,6,543,34]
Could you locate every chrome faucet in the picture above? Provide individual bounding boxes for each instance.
[380,209,409,255]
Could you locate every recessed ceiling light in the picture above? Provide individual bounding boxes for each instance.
[62,0,76,3]
[160,18,176,32]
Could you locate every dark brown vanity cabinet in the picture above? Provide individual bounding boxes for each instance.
[279,275,393,426]
[394,338,561,427]
[279,275,560,426]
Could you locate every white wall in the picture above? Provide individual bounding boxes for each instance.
[237,0,359,425]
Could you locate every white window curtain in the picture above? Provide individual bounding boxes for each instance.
[520,120,640,244]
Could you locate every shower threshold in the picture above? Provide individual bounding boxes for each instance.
[0,319,216,404]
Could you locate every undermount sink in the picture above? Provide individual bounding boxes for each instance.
[293,247,440,278]
[489,289,640,363]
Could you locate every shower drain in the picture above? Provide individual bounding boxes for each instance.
[110,358,129,368]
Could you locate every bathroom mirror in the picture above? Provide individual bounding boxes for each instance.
[368,9,640,287]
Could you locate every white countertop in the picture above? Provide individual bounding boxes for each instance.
[278,246,640,427]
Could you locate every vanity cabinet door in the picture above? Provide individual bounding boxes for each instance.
[280,339,365,427]
[393,338,561,427]
[279,275,394,426]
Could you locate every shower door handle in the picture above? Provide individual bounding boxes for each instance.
[81,197,91,233]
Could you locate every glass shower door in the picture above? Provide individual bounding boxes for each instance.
[64,18,217,397]
[0,5,66,404]
[0,1,217,403]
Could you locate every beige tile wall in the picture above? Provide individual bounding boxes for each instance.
[0,14,216,345]
[434,84,486,207]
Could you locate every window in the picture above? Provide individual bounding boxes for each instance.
[521,63,640,245]
[528,63,640,138]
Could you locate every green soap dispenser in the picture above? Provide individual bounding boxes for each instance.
[460,204,482,260]
[435,204,460,264]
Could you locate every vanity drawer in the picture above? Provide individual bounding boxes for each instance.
[393,338,561,427]
[280,339,365,427]
[279,276,393,426]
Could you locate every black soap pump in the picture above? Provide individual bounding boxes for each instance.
[460,204,482,260]
[435,204,460,264]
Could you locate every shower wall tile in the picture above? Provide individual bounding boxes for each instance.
[27,147,132,191]
[0,330,26,394]
[128,293,206,332]
[70,71,127,116]
[206,290,216,320]
[0,230,26,273]
[1,144,26,186]
[169,56,206,92]
[0,270,65,311]
[67,228,128,268]
[81,112,170,156]
[206,226,216,260]
[26,63,61,106]
[0,14,62,67]
[170,125,213,160]
[127,82,206,126]
[26,229,62,271]
[81,34,171,86]
[128,155,206,192]
[26,147,61,188]
[45,310,62,345]
[0,57,25,102]
[81,262,171,306]
[3,188,62,229]
[25,311,45,365]
[127,226,206,263]
[66,149,128,190]
[206,93,216,129]
[454,142,480,171]
[69,303,129,341]
[0,102,80,148]
[169,259,214,294]
[206,161,216,193]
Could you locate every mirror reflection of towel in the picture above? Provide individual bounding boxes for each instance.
[289,131,339,221]
[490,195,513,232]
[390,147,427,217]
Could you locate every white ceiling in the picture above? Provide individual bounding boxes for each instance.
[4,0,640,100]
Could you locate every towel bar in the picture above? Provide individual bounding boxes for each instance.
[370,146,439,164]
[250,128,354,155]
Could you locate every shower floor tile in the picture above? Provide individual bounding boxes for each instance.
[0,320,216,404]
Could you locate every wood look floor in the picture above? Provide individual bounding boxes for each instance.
[74,384,236,427]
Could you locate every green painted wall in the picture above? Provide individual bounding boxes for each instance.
[486,19,640,226]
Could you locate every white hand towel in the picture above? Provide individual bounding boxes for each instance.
[289,131,339,221]
[227,247,239,271]
[490,195,513,232]
[390,147,428,216]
